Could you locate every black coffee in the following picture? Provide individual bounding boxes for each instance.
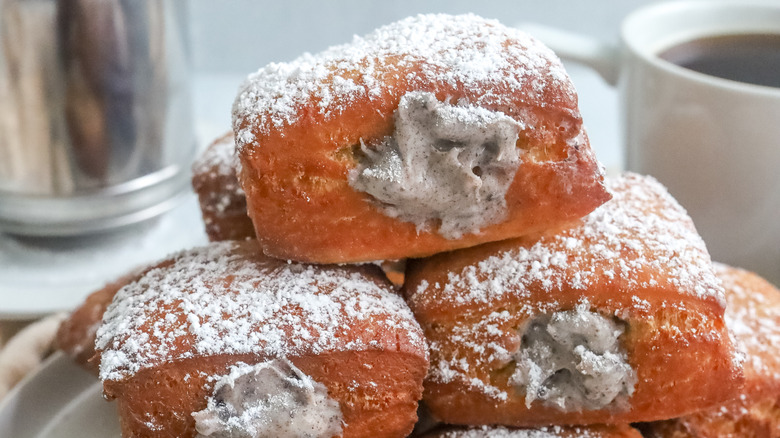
[659,33,780,88]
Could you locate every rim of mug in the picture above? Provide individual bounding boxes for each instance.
[622,0,780,97]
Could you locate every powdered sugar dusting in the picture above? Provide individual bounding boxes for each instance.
[716,263,780,384]
[412,173,723,401]
[192,133,245,214]
[434,425,608,438]
[96,241,427,382]
[411,172,724,312]
[193,134,239,180]
[232,13,573,149]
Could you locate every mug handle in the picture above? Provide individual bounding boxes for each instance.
[517,23,620,86]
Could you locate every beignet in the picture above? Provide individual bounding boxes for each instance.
[191,132,256,242]
[232,13,609,263]
[640,264,780,437]
[404,173,742,426]
[96,240,429,438]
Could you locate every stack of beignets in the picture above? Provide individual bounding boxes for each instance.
[52,12,756,438]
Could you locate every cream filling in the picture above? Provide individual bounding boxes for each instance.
[509,304,636,412]
[192,359,343,438]
[350,91,523,239]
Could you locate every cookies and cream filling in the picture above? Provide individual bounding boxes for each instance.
[192,359,343,438]
[350,91,523,239]
[510,304,636,411]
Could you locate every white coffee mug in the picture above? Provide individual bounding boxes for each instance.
[522,0,780,286]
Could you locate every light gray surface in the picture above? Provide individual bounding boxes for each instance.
[0,353,120,438]
[0,193,208,319]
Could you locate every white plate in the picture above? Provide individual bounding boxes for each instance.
[0,353,120,437]
[0,192,209,319]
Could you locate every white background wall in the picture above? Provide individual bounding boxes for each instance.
[187,0,664,74]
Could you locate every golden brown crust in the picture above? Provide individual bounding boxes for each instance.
[112,351,428,438]
[405,173,741,427]
[191,132,255,242]
[381,259,407,289]
[641,396,780,438]
[233,14,609,263]
[55,267,150,375]
[640,395,780,438]
[716,265,780,403]
[416,301,738,427]
[641,265,780,438]
[98,240,429,438]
